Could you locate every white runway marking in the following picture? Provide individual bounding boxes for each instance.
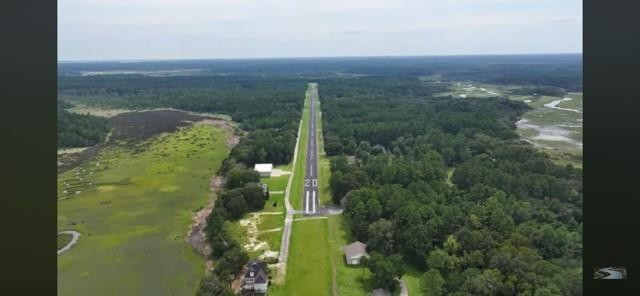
[305,190,310,214]
[312,191,316,214]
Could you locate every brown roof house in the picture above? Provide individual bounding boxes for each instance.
[343,241,369,265]
[242,261,269,295]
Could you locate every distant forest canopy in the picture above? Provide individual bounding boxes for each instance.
[59,53,582,91]
[57,102,110,148]
[320,77,582,294]
[58,75,306,165]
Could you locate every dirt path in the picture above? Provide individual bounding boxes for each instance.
[58,231,81,254]
[397,278,408,296]
[186,174,227,258]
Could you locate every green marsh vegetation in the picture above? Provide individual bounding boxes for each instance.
[58,123,231,295]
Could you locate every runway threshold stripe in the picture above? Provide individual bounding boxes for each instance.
[312,191,316,214]
[305,190,310,214]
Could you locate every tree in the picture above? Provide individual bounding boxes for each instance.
[240,184,267,211]
[421,269,445,296]
[360,256,369,276]
[426,249,448,271]
[215,246,249,279]
[196,273,233,296]
[444,235,461,255]
[225,167,260,189]
[368,252,405,291]
[367,219,395,254]
[222,191,248,220]
[459,269,506,296]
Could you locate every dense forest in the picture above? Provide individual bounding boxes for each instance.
[58,75,305,165]
[57,101,111,148]
[59,54,582,91]
[58,56,582,295]
[321,77,582,295]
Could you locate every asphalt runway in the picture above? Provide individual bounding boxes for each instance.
[302,83,320,215]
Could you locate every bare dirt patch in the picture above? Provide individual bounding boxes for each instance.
[187,203,214,257]
[186,174,227,257]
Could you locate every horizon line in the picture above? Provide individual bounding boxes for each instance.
[58,52,582,63]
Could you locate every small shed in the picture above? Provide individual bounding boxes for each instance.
[254,163,273,177]
[343,241,369,265]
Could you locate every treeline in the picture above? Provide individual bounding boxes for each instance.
[57,102,110,148]
[197,161,266,295]
[59,54,582,92]
[322,77,582,295]
[58,75,306,165]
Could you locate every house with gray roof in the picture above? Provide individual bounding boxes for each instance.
[343,241,369,265]
[242,261,268,295]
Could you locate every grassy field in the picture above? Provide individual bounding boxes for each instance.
[290,90,311,211]
[316,94,333,206]
[433,81,504,98]
[328,215,374,296]
[402,266,423,296]
[270,219,333,296]
[57,123,230,296]
[557,92,583,111]
[514,93,583,167]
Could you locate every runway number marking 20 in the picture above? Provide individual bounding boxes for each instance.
[305,179,318,187]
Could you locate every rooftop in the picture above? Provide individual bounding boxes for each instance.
[244,261,268,284]
[343,241,368,258]
[254,163,273,172]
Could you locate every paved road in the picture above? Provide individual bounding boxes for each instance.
[302,83,320,215]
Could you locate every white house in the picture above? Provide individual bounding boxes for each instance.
[254,163,273,178]
[343,241,369,265]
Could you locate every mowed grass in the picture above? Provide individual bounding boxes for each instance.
[316,95,333,206]
[328,215,374,296]
[290,90,311,211]
[270,219,333,296]
[57,123,230,296]
[402,266,424,296]
[327,215,425,296]
[260,174,289,213]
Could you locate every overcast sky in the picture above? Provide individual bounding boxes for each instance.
[58,0,582,60]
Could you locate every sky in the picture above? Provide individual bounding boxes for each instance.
[58,0,582,60]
